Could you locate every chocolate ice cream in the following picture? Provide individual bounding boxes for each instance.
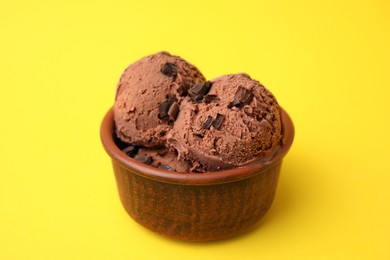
[113,52,282,172]
[114,51,205,147]
[168,73,281,171]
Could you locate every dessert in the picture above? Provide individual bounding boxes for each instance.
[114,51,205,147]
[101,52,294,240]
[114,52,282,172]
[168,73,281,171]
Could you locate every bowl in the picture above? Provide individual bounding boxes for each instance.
[100,107,294,241]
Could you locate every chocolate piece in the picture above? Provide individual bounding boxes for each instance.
[228,87,253,108]
[158,95,177,120]
[212,113,225,130]
[167,95,176,104]
[134,154,153,165]
[161,63,177,77]
[201,116,214,129]
[177,81,192,96]
[236,87,253,105]
[114,130,130,150]
[159,165,175,171]
[168,102,180,121]
[158,102,170,119]
[122,145,138,157]
[227,99,242,108]
[189,81,212,96]
[189,81,212,102]
[204,94,219,104]
[192,94,203,103]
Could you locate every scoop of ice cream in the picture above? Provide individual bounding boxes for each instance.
[167,73,281,171]
[114,51,206,147]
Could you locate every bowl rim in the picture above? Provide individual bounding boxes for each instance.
[100,107,294,185]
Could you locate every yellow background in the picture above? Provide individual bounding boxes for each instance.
[1,0,389,259]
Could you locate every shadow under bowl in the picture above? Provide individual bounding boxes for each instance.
[100,107,294,241]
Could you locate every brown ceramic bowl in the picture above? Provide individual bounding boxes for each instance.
[100,107,294,241]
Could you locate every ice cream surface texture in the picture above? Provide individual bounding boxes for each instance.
[114,51,206,147]
[113,52,282,172]
[168,73,281,171]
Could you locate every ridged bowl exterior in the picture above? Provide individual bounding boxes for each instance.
[101,108,294,241]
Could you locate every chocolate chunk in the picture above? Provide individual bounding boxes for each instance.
[113,130,130,150]
[235,87,253,104]
[161,63,177,78]
[204,81,212,89]
[122,145,138,157]
[177,81,192,96]
[189,81,212,96]
[192,94,203,103]
[204,94,219,104]
[212,113,225,130]
[228,87,253,108]
[227,99,242,108]
[168,102,179,120]
[159,165,175,171]
[158,95,177,121]
[134,154,153,165]
[158,101,170,119]
[189,81,212,102]
[201,116,214,129]
[166,95,176,104]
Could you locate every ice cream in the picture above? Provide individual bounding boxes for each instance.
[114,51,206,147]
[113,52,282,172]
[168,73,281,171]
